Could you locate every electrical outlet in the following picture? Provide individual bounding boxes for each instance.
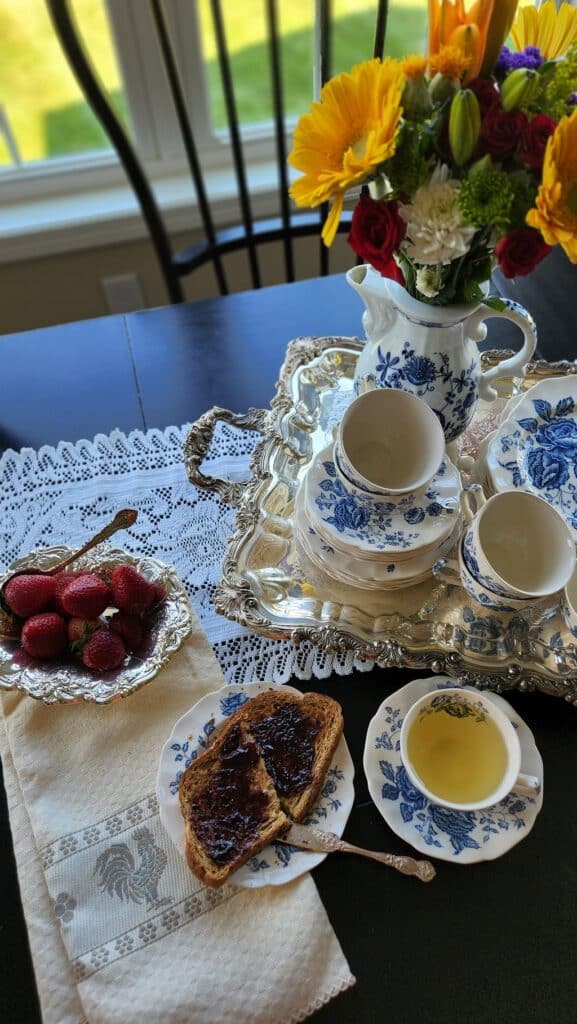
[102,274,146,314]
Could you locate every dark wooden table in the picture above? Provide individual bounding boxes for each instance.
[2,269,577,1024]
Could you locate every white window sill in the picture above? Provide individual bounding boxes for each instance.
[0,158,287,263]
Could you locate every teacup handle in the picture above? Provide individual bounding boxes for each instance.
[432,557,460,584]
[513,773,541,799]
[469,299,537,402]
[461,484,487,524]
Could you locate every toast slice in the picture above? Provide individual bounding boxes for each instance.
[179,719,290,887]
[214,689,344,822]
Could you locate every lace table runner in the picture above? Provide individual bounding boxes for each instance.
[0,421,374,684]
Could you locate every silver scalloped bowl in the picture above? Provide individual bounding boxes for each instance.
[0,545,193,705]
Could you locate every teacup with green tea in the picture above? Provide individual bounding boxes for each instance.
[400,688,540,812]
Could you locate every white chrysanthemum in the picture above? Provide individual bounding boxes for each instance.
[399,176,476,266]
[416,265,441,299]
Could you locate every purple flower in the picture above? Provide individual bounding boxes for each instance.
[403,355,437,388]
[495,45,543,77]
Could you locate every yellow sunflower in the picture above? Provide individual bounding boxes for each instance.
[288,58,405,246]
[511,0,577,60]
[527,108,577,262]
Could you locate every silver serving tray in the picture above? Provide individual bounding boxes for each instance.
[0,545,193,704]
[184,337,577,702]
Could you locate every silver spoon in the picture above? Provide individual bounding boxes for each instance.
[282,823,436,882]
[1,508,138,608]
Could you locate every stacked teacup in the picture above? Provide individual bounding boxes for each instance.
[295,389,463,590]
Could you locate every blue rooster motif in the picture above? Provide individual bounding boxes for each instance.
[94,827,172,909]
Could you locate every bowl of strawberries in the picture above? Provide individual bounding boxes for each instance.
[0,546,192,704]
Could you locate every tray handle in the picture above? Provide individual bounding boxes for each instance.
[183,406,268,506]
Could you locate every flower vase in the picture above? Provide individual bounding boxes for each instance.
[347,264,537,443]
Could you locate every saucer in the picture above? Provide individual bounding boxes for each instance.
[156,682,355,888]
[296,485,461,589]
[305,445,460,562]
[363,676,543,864]
[486,377,577,538]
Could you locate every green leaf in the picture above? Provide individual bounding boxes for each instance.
[483,296,507,312]
[463,279,484,303]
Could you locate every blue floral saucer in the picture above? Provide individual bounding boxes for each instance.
[305,445,460,561]
[295,484,461,590]
[486,377,577,538]
[156,682,355,887]
[363,676,543,864]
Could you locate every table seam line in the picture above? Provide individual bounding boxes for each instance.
[123,314,147,431]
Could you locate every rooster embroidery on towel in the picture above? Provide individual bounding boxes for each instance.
[95,827,172,908]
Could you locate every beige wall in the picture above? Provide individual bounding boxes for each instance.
[0,227,355,335]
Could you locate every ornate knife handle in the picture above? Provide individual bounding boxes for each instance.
[183,406,268,506]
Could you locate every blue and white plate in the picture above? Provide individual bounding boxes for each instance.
[305,445,460,562]
[296,484,461,590]
[363,676,543,864]
[157,682,355,887]
[486,377,577,538]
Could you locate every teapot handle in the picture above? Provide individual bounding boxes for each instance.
[469,299,537,402]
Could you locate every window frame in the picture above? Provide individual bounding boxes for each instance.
[0,0,298,199]
[0,0,309,261]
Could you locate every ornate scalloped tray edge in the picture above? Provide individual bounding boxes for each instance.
[184,336,577,702]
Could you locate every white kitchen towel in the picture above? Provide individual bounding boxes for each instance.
[0,609,354,1024]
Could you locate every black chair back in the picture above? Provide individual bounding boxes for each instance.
[47,0,389,302]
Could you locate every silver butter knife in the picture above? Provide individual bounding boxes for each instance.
[281,823,436,882]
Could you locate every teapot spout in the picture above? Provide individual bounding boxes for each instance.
[346,264,395,344]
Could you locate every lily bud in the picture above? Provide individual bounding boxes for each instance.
[402,76,433,121]
[480,0,519,79]
[468,154,493,179]
[449,23,482,80]
[429,72,459,106]
[501,68,539,112]
[449,89,481,167]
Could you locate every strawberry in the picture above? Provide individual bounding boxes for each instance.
[109,611,145,652]
[4,574,56,618]
[67,617,102,654]
[53,571,81,614]
[21,613,68,660]
[61,574,111,618]
[82,628,126,671]
[111,565,156,615]
[150,582,166,606]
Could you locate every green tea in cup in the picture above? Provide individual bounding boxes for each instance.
[400,688,539,811]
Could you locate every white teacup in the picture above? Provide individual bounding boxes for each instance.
[400,687,540,812]
[433,545,534,612]
[461,486,576,601]
[335,389,445,496]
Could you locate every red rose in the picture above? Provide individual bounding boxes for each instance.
[348,195,406,279]
[480,108,528,159]
[518,114,557,169]
[467,77,500,117]
[495,228,551,278]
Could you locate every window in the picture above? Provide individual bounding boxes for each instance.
[0,0,439,256]
[0,0,127,167]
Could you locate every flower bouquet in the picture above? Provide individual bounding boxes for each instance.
[289,0,577,307]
